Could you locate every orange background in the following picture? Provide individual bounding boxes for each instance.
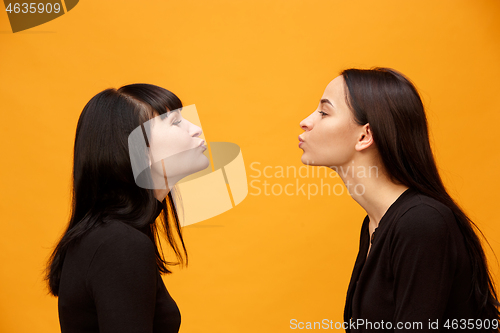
[1,1,499,332]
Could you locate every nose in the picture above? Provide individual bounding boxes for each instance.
[188,120,202,138]
[300,114,313,131]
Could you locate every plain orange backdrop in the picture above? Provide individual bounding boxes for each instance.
[1,1,499,332]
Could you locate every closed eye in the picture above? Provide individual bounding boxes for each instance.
[318,110,328,117]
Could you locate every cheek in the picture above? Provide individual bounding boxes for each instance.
[151,127,194,157]
[170,127,195,150]
[333,123,357,145]
[309,119,358,163]
[149,128,176,161]
[315,119,354,146]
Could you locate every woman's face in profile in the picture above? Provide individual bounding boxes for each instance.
[147,108,209,184]
[299,75,362,168]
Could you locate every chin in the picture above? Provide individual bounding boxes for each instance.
[301,154,317,166]
[185,154,210,175]
[198,154,210,171]
[301,156,333,167]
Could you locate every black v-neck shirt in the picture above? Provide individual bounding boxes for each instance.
[58,204,181,333]
[343,188,489,332]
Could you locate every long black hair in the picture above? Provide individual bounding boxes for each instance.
[341,67,499,320]
[45,84,187,296]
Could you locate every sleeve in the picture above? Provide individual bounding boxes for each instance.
[86,228,158,333]
[390,204,457,332]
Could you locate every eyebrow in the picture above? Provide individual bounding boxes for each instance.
[164,108,181,117]
[320,99,334,107]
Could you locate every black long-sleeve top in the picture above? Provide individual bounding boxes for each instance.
[344,187,493,332]
[58,208,181,333]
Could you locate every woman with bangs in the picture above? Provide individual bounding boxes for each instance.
[46,84,209,333]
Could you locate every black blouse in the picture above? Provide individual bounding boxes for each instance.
[344,188,491,332]
[58,204,180,333]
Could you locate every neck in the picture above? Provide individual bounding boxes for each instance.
[334,158,409,233]
[151,174,182,202]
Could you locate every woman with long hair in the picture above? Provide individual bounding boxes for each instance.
[298,67,499,332]
[45,84,209,333]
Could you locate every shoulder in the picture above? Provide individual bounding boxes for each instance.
[84,222,159,298]
[389,193,460,274]
[393,193,456,243]
[87,221,156,266]
[88,220,152,243]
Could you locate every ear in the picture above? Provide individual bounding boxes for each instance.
[355,123,374,151]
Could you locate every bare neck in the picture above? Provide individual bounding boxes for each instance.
[334,159,409,234]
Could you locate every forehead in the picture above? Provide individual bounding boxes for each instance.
[322,75,345,103]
